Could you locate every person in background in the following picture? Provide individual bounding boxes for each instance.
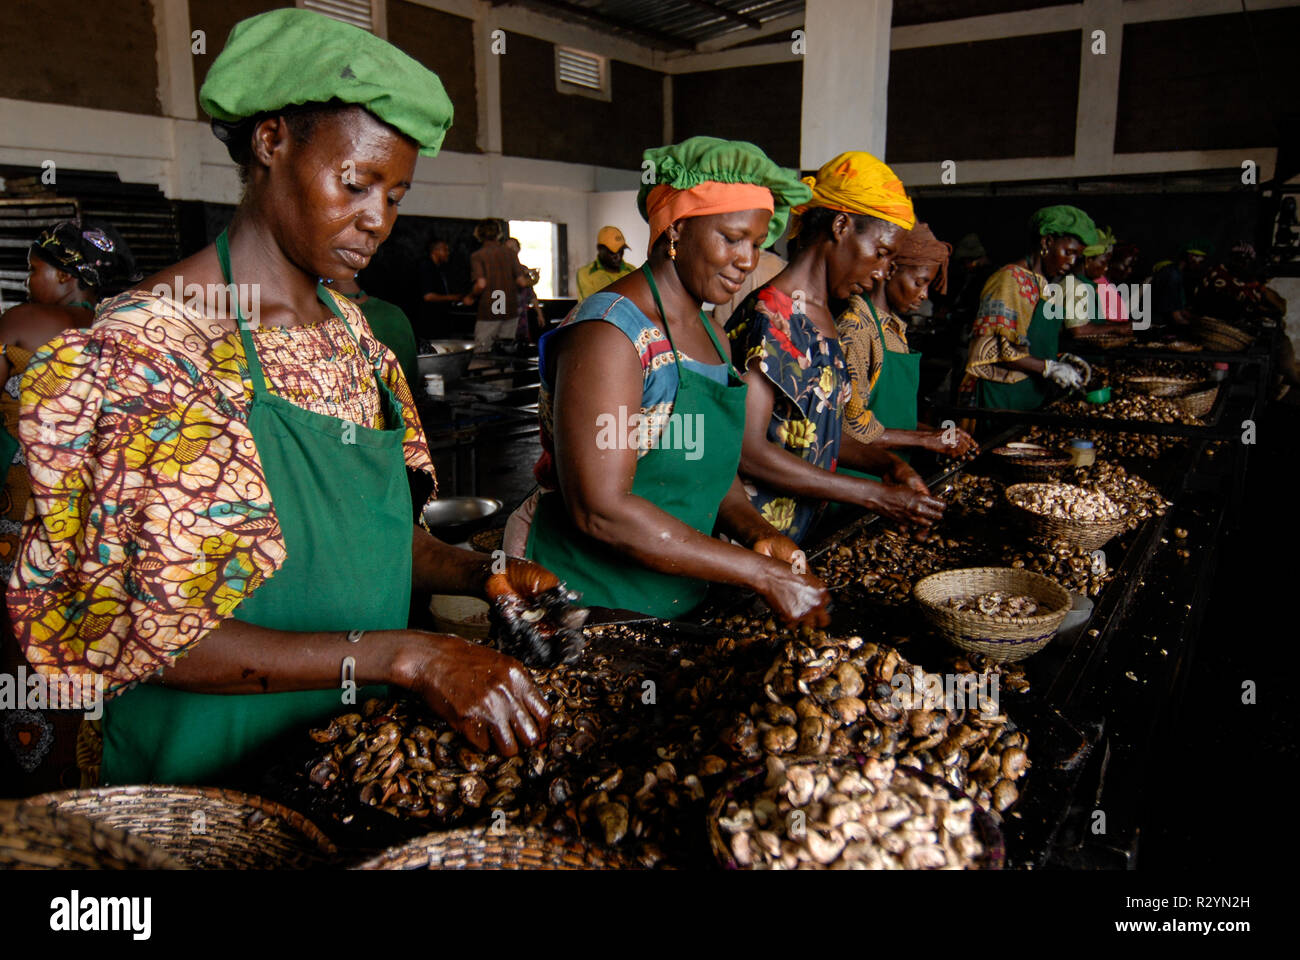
[1151,240,1213,328]
[1109,241,1140,285]
[934,233,993,328]
[961,205,1098,412]
[837,221,977,464]
[727,151,946,545]
[575,226,636,299]
[1194,241,1283,322]
[463,218,528,351]
[0,219,139,497]
[711,248,786,327]
[1062,226,1131,336]
[0,219,138,792]
[506,236,546,342]
[331,273,421,388]
[419,238,460,336]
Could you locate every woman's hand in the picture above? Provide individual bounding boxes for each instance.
[919,427,978,458]
[394,633,550,756]
[482,555,562,606]
[885,458,932,495]
[751,534,808,574]
[754,558,831,627]
[866,483,946,527]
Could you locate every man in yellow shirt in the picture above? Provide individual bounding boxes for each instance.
[575,225,636,299]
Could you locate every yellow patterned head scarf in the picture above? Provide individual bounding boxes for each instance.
[789,151,915,237]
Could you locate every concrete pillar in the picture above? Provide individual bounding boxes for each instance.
[1074,0,1124,175]
[800,0,893,169]
[151,0,197,120]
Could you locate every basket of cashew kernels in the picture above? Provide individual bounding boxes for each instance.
[1004,481,1129,552]
[707,754,1003,870]
[913,567,1072,662]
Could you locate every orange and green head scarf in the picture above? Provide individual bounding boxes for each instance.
[788,151,915,237]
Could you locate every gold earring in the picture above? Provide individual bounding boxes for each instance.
[669,237,677,261]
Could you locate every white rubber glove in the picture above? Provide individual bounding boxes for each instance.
[1043,359,1084,390]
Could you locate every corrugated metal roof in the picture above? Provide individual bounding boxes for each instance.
[497,0,805,50]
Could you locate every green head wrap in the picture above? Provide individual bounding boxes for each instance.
[200,8,454,157]
[1083,226,1116,258]
[636,137,812,248]
[1029,205,1099,247]
[1181,238,1215,258]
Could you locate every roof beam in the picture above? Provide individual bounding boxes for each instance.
[689,10,803,52]
[676,0,763,31]
[492,0,696,49]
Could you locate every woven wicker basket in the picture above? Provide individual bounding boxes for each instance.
[1,799,184,869]
[1071,331,1134,351]
[1004,483,1128,552]
[1194,318,1252,351]
[707,759,1004,869]
[1175,384,1219,418]
[1125,375,1201,398]
[989,443,1072,482]
[352,826,628,870]
[26,786,338,869]
[913,567,1072,662]
[1196,331,1248,352]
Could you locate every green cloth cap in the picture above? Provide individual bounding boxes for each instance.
[1182,238,1215,258]
[636,136,812,247]
[1083,226,1116,258]
[1030,205,1099,247]
[200,8,453,156]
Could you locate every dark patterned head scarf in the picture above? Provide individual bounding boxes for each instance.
[30,219,140,294]
[892,221,951,295]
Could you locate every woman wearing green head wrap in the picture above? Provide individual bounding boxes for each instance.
[960,204,1098,413]
[8,9,556,787]
[1062,226,1132,338]
[518,137,829,625]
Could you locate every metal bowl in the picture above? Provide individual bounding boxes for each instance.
[422,497,502,542]
[417,340,476,382]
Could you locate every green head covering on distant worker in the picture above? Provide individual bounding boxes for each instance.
[1029,205,1099,247]
[200,8,454,156]
[1083,226,1116,258]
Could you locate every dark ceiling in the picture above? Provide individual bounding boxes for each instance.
[490,0,1075,51]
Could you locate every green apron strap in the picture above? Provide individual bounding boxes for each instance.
[525,263,749,618]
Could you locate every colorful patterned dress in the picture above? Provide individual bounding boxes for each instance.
[1,344,35,585]
[836,295,911,445]
[7,288,434,701]
[960,263,1047,397]
[726,285,853,544]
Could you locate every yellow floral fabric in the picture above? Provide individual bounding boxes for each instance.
[7,288,434,699]
[960,264,1045,394]
[836,295,909,445]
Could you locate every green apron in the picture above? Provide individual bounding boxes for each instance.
[978,293,1058,412]
[101,230,410,785]
[0,423,17,489]
[835,299,921,485]
[526,264,747,619]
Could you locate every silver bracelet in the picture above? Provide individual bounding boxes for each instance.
[346,629,365,644]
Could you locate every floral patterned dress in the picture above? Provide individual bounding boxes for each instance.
[7,288,434,700]
[726,285,853,544]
